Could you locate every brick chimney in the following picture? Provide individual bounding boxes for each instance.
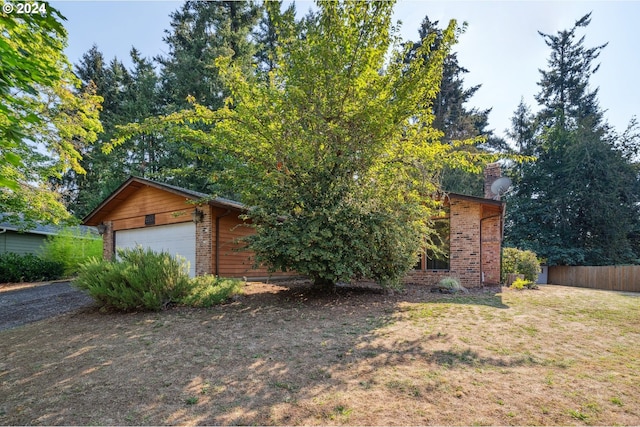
[484,162,502,199]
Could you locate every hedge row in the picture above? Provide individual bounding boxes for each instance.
[0,253,64,283]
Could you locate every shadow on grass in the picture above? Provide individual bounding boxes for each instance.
[0,279,512,426]
[261,279,509,309]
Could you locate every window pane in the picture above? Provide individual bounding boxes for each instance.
[414,252,423,270]
[426,219,450,270]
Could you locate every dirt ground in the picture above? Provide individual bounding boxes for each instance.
[1,280,638,426]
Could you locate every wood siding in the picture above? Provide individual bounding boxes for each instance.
[548,265,640,293]
[106,185,195,231]
[211,207,292,278]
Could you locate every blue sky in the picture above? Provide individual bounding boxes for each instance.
[52,0,639,141]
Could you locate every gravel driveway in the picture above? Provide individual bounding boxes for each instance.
[0,281,94,331]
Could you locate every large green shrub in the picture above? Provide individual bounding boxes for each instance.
[40,227,102,277]
[74,247,192,311]
[502,247,541,283]
[74,247,243,311]
[0,253,64,283]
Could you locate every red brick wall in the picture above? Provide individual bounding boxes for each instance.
[195,205,213,276]
[403,269,451,286]
[450,199,481,287]
[404,198,503,288]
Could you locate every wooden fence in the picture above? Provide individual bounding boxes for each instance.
[547,265,640,293]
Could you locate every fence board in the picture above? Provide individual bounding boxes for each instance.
[548,265,640,293]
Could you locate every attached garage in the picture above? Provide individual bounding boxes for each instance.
[115,222,196,277]
[82,176,292,280]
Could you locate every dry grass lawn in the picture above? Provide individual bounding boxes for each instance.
[1,280,639,426]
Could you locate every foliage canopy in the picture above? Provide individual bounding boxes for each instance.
[0,6,102,225]
[113,1,501,288]
[505,13,640,266]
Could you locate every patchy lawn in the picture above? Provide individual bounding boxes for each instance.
[1,281,638,425]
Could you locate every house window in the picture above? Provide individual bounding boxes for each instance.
[426,218,450,270]
[414,253,423,270]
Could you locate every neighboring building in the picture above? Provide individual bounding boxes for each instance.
[83,165,505,286]
[0,217,98,256]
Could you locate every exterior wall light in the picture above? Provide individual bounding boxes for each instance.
[192,208,204,223]
[96,223,107,235]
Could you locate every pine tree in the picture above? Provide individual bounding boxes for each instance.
[407,16,507,196]
[157,0,260,111]
[505,13,640,266]
[57,47,133,217]
[253,0,297,77]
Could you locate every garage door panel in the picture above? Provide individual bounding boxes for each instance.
[115,222,196,277]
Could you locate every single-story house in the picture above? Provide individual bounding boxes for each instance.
[0,216,98,256]
[83,164,506,287]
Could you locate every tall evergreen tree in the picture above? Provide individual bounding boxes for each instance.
[253,0,297,77]
[149,1,260,196]
[408,17,507,196]
[505,13,640,266]
[157,0,260,111]
[57,47,134,217]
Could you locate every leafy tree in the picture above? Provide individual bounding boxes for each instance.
[0,7,102,225]
[113,0,501,289]
[505,13,640,266]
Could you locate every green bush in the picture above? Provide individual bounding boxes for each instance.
[502,247,541,283]
[180,275,244,308]
[510,278,539,290]
[40,227,102,277]
[0,253,64,283]
[74,247,244,312]
[74,247,192,311]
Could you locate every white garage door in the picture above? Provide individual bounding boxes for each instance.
[115,222,196,277]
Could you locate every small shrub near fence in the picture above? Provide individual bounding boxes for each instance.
[0,253,64,283]
[510,278,539,290]
[502,247,541,283]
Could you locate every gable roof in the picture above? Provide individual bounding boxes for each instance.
[82,176,246,226]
